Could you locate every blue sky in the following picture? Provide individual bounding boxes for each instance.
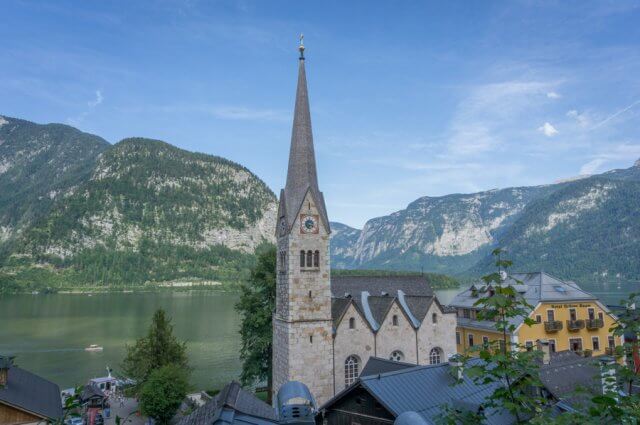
[2,1,640,228]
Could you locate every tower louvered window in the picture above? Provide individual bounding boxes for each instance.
[306,250,313,267]
[313,250,320,267]
[299,251,305,268]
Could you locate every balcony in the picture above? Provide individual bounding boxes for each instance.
[544,320,563,332]
[566,319,585,332]
[585,318,604,330]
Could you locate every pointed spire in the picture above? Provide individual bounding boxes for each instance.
[280,37,330,233]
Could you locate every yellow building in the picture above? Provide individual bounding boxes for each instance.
[450,272,623,355]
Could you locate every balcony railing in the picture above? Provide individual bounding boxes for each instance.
[544,320,563,332]
[567,319,585,331]
[585,318,604,330]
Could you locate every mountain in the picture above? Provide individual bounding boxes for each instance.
[0,115,110,251]
[331,160,640,281]
[0,117,277,291]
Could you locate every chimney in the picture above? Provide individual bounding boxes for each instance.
[449,354,464,381]
[0,356,14,388]
[537,339,551,365]
[599,356,617,397]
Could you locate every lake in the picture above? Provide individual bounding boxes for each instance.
[1,281,638,391]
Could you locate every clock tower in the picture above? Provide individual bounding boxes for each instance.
[272,38,334,404]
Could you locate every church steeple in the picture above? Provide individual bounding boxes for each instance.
[280,36,330,233]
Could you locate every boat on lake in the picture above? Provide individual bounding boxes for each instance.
[85,344,103,352]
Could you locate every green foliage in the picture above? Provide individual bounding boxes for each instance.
[138,364,190,425]
[446,249,545,423]
[331,268,459,288]
[235,245,276,401]
[122,309,189,391]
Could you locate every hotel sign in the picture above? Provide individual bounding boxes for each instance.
[550,303,592,309]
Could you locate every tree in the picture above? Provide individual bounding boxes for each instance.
[138,364,190,425]
[122,309,189,391]
[235,244,276,402]
[443,248,544,423]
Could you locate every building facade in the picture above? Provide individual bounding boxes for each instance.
[272,42,457,405]
[451,272,623,355]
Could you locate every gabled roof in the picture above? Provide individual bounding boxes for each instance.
[538,351,604,407]
[279,54,330,234]
[177,382,277,425]
[330,275,446,331]
[360,357,416,377]
[0,365,63,420]
[320,359,514,425]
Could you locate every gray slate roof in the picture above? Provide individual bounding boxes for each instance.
[330,275,445,331]
[360,357,416,377]
[177,382,277,425]
[279,56,330,234]
[450,272,599,331]
[321,359,514,425]
[0,365,63,420]
[538,351,604,407]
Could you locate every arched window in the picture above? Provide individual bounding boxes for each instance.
[429,347,443,365]
[300,250,305,268]
[392,315,399,326]
[389,350,404,362]
[306,250,313,267]
[349,317,355,329]
[313,250,320,267]
[345,355,359,387]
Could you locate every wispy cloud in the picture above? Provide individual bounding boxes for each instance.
[546,91,561,99]
[87,90,103,107]
[538,122,558,137]
[590,99,640,130]
[567,109,590,127]
[579,158,607,175]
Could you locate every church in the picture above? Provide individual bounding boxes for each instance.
[272,40,457,405]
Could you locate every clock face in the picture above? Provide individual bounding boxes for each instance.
[300,214,319,234]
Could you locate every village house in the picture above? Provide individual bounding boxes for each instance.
[0,356,62,425]
[450,271,623,355]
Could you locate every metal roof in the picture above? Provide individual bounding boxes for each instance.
[0,364,63,420]
[360,357,416,377]
[321,359,514,425]
[177,382,278,425]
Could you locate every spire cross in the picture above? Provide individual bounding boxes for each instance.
[299,33,305,59]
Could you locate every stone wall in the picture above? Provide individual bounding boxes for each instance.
[375,301,418,363]
[333,303,375,393]
[417,303,457,365]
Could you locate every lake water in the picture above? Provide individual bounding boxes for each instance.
[1,281,638,391]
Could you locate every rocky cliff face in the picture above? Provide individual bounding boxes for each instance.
[1,116,277,288]
[331,160,640,281]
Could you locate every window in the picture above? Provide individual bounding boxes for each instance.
[463,309,470,319]
[525,341,533,352]
[389,350,404,362]
[392,315,399,326]
[309,335,313,343]
[598,312,604,322]
[547,310,555,322]
[592,337,600,351]
[535,315,542,323]
[299,250,305,268]
[349,317,355,329]
[456,332,461,345]
[549,339,556,353]
[482,336,489,346]
[313,250,320,267]
[432,313,438,323]
[569,338,582,352]
[429,347,443,365]
[468,334,474,347]
[344,356,359,386]
[308,290,312,299]
[608,336,615,349]
[588,308,595,320]
[569,308,577,321]
[306,250,312,267]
